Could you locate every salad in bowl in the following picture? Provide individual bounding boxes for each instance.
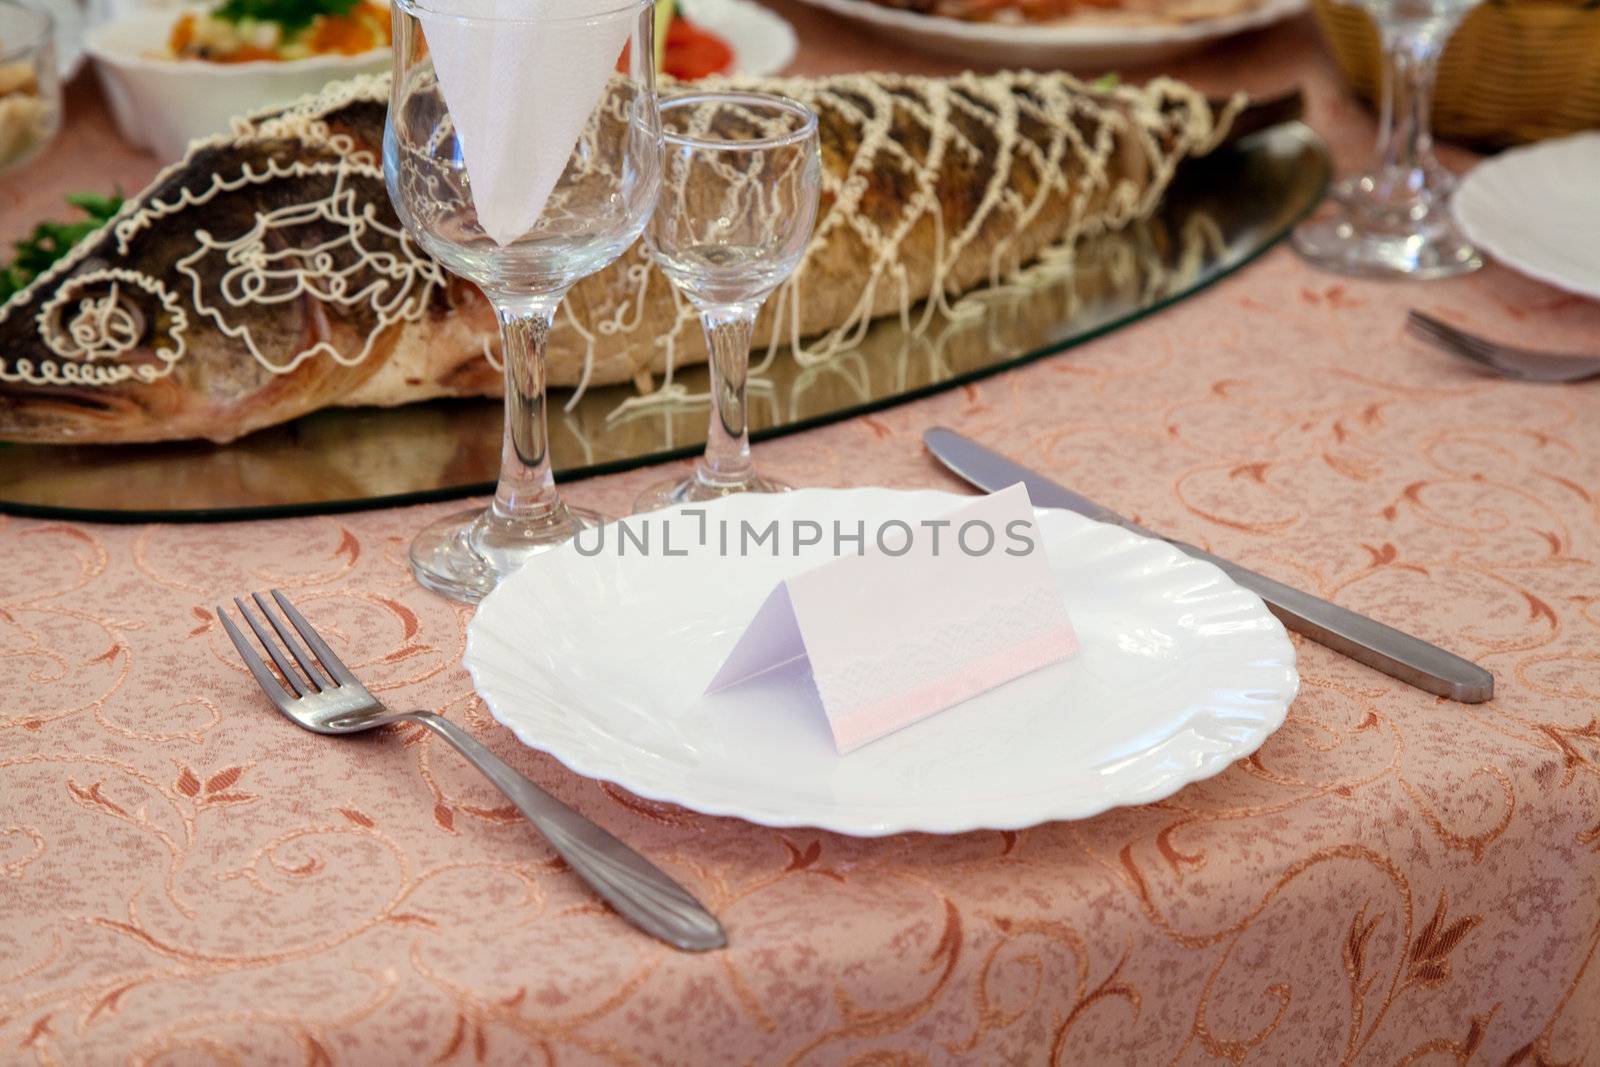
[165,0,393,62]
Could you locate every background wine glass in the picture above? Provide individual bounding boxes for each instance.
[634,91,820,513]
[385,0,661,603]
[1293,0,1483,279]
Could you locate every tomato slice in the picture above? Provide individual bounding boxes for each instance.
[663,16,733,80]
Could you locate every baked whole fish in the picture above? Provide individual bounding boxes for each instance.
[0,70,1245,444]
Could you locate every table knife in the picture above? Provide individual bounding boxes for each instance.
[923,428,1494,703]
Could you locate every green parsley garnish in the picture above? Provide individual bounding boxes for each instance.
[212,0,360,37]
[0,192,123,305]
[1092,73,1120,92]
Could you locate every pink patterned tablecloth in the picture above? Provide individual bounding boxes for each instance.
[4,10,1600,1065]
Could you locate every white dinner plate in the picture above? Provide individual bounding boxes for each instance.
[681,0,797,77]
[788,0,1307,70]
[1453,133,1600,302]
[466,489,1298,836]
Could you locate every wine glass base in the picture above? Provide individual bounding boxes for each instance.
[1293,198,1483,281]
[410,504,603,604]
[633,472,791,514]
[1328,166,1457,207]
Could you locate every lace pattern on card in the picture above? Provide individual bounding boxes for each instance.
[812,585,1069,715]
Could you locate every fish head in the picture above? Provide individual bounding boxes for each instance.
[0,80,444,445]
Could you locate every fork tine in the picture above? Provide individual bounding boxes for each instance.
[233,597,307,697]
[271,589,359,685]
[218,606,295,706]
[1433,323,1503,363]
[1442,336,1519,374]
[252,592,331,690]
[1411,312,1505,361]
[1413,310,1600,382]
[1406,310,1454,344]
[1408,313,1508,371]
[1408,311,1475,352]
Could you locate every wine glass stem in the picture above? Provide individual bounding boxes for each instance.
[1372,22,1450,202]
[697,303,759,487]
[492,297,566,521]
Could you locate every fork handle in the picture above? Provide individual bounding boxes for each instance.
[405,711,726,952]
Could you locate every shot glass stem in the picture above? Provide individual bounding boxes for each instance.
[697,303,760,489]
[491,296,567,524]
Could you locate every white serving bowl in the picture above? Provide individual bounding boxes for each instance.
[85,6,388,160]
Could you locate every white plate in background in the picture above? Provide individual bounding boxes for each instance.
[789,0,1307,70]
[1454,132,1600,302]
[466,488,1298,837]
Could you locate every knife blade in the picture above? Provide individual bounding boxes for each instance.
[923,427,1495,704]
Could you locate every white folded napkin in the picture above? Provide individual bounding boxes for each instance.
[417,0,635,246]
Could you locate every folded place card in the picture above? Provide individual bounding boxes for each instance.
[417,0,634,246]
[707,483,1079,753]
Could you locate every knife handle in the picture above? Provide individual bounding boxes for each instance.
[1170,541,1495,703]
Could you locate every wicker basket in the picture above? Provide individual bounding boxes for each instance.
[1312,0,1600,148]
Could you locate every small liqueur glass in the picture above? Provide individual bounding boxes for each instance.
[633,91,821,514]
[385,0,662,603]
[0,0,61,177]
[1293,0,1484,279]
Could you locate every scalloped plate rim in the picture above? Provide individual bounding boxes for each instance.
[465,488,1299,837]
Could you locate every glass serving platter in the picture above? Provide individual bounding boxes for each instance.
[0,122,1329,522]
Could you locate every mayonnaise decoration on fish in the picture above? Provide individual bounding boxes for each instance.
[7,269,187,387]
[0,76,441,400]
[0,70,1241,444]
[176,168,442,375]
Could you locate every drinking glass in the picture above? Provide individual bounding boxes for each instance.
[385,0,661,602]
[1293,0,1483,279]
[633,92,821,513]
[0,0,61,177]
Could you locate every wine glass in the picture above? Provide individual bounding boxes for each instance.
[633,92,821,513]
[385,0,661,603]
[1293,0,1483,279]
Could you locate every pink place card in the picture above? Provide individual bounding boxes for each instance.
[707,483,1079,753]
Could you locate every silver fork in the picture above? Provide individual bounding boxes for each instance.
[217,589,726,952]
[1408,311,1600,383]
